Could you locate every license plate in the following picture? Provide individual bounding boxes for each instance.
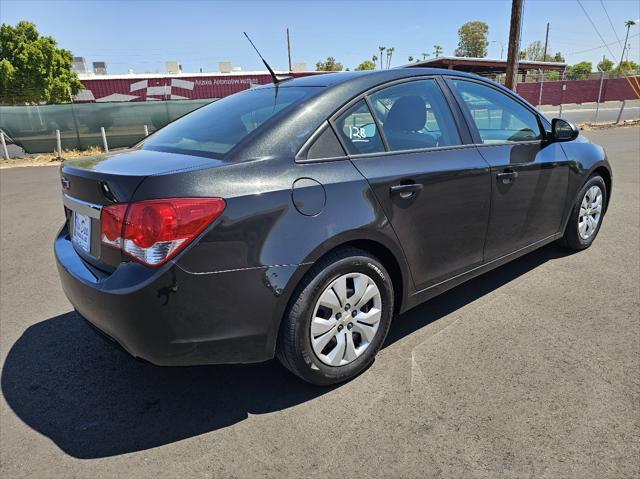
[73,211,91,253]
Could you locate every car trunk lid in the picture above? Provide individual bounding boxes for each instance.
[60,148,225,271]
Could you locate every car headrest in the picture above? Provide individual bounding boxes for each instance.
[385,96,426,132]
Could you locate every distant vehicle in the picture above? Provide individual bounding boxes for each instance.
[55,68,612,385]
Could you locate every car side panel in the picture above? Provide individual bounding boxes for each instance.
[558,137,612,230]
[132,156,411,359]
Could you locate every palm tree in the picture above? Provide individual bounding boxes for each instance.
[433,44,443,58]
[386,47,394,69]
[619,20,637,70]
[378,46,386,69]
[372,54,378,65]
[421,52,429,60]
[408,55,414,63]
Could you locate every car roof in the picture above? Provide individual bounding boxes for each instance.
[279,68,480,89]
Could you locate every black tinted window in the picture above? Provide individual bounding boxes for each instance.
[307,125,345,160]
[143,86,318,158]
[369,79,461,151]
[452,80,541,144]
[334,100,385,155]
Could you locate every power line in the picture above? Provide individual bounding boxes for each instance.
[599,0,624,54]
[576,0,618,60]
[567,32,639,55]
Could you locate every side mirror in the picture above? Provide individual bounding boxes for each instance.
[551,118,579,142]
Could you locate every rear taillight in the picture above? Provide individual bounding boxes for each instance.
[100,198,226,266]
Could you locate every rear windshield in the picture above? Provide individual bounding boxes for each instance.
[142,86,318,158]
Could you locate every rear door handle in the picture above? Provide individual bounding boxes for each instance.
[390,183,423,199]
[496,169,518,184]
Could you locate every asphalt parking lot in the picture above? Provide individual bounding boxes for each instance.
[0,127,638,478]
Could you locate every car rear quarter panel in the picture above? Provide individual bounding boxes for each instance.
[132,156,410,358]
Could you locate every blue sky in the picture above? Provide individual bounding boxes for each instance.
[3,0,639,74]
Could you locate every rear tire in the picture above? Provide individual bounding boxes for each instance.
[560,175,607,251]
[277,248,394,385]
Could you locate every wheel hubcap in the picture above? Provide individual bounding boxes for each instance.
[578,185,603,240]
[310,272,382,367]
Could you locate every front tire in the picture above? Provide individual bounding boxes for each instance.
[561,175,607,251]
[277,248,394,385]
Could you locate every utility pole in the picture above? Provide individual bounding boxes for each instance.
[505,0,524,91]
[619,20,637,70]
[542,22,549,61]
[286,28,292,72]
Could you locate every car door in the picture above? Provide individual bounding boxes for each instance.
[447,78,569,261]
[332,78,492,291]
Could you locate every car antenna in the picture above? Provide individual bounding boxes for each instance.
[243,32,291,85]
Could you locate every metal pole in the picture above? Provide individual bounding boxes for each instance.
[100,126,109,152]
[286,28,292,72]
[538,68,544,106]
[144,124,149,136]
[505,0,524,91]
[616,100,626,124]
[56,129,62,158]
[0,132,9,160]
[68,86,82,150]
[594,69,605,123]
[559,103,563,118]
[542,22,549,61]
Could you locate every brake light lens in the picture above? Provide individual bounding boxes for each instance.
[100,198,226,266]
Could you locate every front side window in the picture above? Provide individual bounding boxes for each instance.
[334,100,385,155]
[369,79,461,151]
[451,79,542,144]
[143,86,319,158]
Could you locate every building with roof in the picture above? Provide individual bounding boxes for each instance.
[402,56,566,82]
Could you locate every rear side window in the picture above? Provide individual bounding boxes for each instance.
[142,86,318,158]
[306,125,345,160]
[334,100,385,155]
[451,79,542,144]
[369,79,461,151]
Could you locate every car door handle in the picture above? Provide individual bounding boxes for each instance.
[390,183,423,199]
[496,169,518,184]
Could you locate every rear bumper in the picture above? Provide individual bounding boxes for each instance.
[54,225,297,366]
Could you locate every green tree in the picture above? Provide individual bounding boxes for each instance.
[616,59,639,73]
[315,56,343,71]
[433,44,443,58]
[597,58,614,72]
[355,60,376,71]
[408,55,414,63]
[521,40,545,61]
[421,52,429,60]
[566,61,592,80]
[520,41,565,62]
[0,21,82,104]
[386,47,394,69]
[378,46,386,69]
[454,21,489,57]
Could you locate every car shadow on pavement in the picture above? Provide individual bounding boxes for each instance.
[2,244,572,459]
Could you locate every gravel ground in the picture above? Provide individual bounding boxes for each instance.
[0,127,638,478]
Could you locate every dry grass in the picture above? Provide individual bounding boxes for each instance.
[0,146,103,169]
[579,118,640,130]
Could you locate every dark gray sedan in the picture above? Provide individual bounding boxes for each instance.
[55,68,611,385]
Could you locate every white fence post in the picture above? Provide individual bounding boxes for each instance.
[144,124,149,136]
[100,127,109,152]
[0,132,9,160]
[56,129,62,158]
